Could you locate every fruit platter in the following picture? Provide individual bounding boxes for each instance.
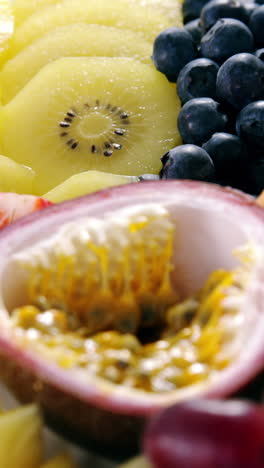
[0,0,263,466]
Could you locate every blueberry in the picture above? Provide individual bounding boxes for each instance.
[200,0,249,33]
[152,27,197,82]
[241,0,258,16]
[236,100,264,150]
[202,132,248,188]
[177,58,219,103]
[255,48,264,61]
[216,53,264,109]
[138,174,160,181]
[160,144,215,181]
[178,97,228,145]
[200,19,254,63]
[249,5,264,47]
[248,159,264,194]
[183,0,211,23]
[185,19,202,44]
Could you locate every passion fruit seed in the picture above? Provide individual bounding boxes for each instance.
[59,100,129,156]
[10,204,253,393]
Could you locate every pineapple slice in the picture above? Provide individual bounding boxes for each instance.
[0,404,43,468]
[8,0,170,59]
[40,453,76,468]
[119,457,152,468]
[0,154,36,193]
[44,171,138,203]
[1,23,152,103]
[14,0,59,26]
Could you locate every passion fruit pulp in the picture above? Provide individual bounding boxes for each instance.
[0,180,264,458]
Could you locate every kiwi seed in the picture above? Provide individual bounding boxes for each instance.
[58,100,130,156]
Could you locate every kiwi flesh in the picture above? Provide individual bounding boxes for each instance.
[43,171,138,203]
[1,23,153,104]
[7,0,171,60]
[13,0,183,26]
[0,56,180,194]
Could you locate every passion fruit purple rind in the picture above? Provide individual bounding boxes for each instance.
[0,181,264,456]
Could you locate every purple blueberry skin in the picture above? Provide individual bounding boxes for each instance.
[200,0,250,33]
[249,5,264,47]
[200,18,254,63]
[236,100,264,150]
[152,27,197,82]
[177,97,228,145]
[177,58,219,103]
[216,53,264,109]
[160,144,215,181]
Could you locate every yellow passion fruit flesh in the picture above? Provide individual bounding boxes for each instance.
[0,181,264,456]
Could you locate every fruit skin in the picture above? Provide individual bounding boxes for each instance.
[177,58,219,103]
[200,18,254,63]
[200,0,249,33]
[236,100,264,150]
[0,192,52,228]
[177,97,228,145]
[216,53,264,109]
[255,48,264,61]
[152,27,197,82]
[0,182,263,457]
[160,144,215,181]
[182,0,210,23]
[184,19,202,44]
[202,132,248,187]
[144,399,264,468]
[249,5,264,46]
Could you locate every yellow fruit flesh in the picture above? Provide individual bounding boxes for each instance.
[13,0,60,26]
[13,0,183,26]
[0,56,181,194]
[8,0,170,60]
[0,404,43,468]
[0,154,35,193]
[1,23,152,103]
[119,457,152,468]
[0,0,14,53]
[40,453,76,468]
[44,171,137,203]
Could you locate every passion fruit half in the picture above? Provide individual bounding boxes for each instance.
[0,181,264,458]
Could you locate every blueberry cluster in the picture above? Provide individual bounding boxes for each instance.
[152,0,264,195]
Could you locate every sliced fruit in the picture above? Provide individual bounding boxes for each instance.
[40,453,76,468]
[0,56,180,194]
[0,182,263,458]
[7,0,170,59]
[0,192,52,228]
[13,0,59,26]
[44,170,139,203]
[119,457,152,468]
[1,23,152,103]
[0,404,43,468]
[0,0,14,53]
[133,0,183,25]
[0,154,36,193]
[13,0,183,27]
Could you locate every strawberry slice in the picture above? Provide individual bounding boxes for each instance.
[0,193,52,229]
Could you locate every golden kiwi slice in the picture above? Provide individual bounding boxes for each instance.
[13,0,183,26]
[1,23,152,104]
[8,0,170,60]
[0,57,181,194]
